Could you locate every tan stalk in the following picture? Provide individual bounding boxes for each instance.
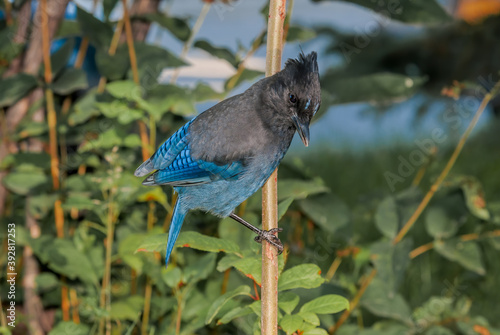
[262,1,286,334]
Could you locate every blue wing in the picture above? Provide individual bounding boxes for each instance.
[135,119,246,186]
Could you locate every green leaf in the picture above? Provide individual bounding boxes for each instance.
[184,253,217,283]
[95,100,143,125]
[61,193,97,211]
[139,13,191,42]
[322,72,427,105]
[370,239,413,294]
[79,128,123,151]
[425,326,455,335]
[286,25,316,42]
[145,84,196,118]
[95,45,130,81]
[279,292,300,314]
[278,264,325,291]
[434,239,485,275]
[55,20,81,39]
[106,80,142,100]
[77,7,114,49]
[43,39,75,78]
[103,0,119,19]
[0,73,37,108]
[48,321,90,335]
[43,239,99,284]
[36,273,59,293]
[192,82,225,102]
[194,40,239,67]
[218,306,253,324]
[332,0,452,24]
[69,89,101,126]
[0,153,51,170]
[278,197,294,221]
[278,179,329,201]
[303,329,328,335]
[300,295,349,314]
[361,278,412,323]
[280,314,304,335]
[28,193,58,219]
[457,176,490,220]
[52,68,88,95]
[110,296,144,321]
[136,231,241,255]
[425,206,459,239]
[298,193,349,233]
[299,312,320,326]
[133,42,187,87]
[2,165,48,195]
[162,267,182,288]
[205,285,252,324]
[374,196,399,238]
[225,69,264,91]
[137,187,169,208]
[232,256,262,284]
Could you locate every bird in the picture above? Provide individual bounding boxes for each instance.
[135,51,321,265]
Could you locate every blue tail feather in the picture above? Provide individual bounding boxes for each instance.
[165,199,187,266]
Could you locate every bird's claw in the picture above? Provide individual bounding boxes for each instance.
[254,228,284,255]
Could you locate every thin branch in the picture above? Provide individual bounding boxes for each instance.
[329,268,377,334]
[170,3,211,84]
[325,257,342,281]
[410,230,500,259]
[393,81,500,244]
[262,1,287,334]
[122,0,150,161]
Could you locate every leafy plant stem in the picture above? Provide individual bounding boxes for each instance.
[393,81,500,244]
[410,229,500,259]
[225,29,266,92]
[122,0,150,161]
[101,197,115,335]
[141,277,153,335]
[411,146,437,187]
[69,288,80,324]
[170,2,211,84]
[221,269,231,294]
[325,257,342,281]
[175,292,183,335]
[329,268,377,334]
[262,1,286,334]
[97,19,124,93]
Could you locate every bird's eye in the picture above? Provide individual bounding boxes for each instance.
[289,94,297,104]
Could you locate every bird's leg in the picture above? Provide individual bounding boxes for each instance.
[229,213,284,254]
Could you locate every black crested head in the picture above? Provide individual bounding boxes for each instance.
[263,51,321,147]
[284,51,319,74]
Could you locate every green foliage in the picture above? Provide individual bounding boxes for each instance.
[2,1,500,335]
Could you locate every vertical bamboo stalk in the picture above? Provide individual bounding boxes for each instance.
[121,2,155,334]
[262,1,286,334]
[41,0,70,322]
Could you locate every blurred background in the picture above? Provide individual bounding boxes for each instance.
[1,0,500,334]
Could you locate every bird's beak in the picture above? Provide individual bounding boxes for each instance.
[291,115,310,147]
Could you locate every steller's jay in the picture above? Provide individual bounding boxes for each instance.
[135,51,321,264]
